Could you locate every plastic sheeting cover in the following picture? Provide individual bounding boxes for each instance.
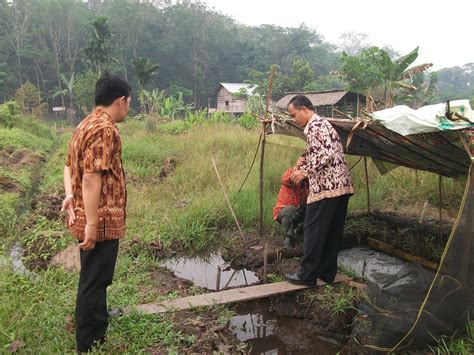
[372,100,474,136]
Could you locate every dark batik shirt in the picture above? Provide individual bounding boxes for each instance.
[301,114,354,203]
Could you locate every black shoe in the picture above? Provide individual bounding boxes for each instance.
[320,275,335,284]
[284,273,316,286]
[283,236,295,248]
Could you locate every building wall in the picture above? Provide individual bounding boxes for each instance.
[216,87,247,113]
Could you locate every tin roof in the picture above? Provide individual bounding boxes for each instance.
[276,90,350,109]
[220,83,257,95]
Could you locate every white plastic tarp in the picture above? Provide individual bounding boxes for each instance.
[372,100,474,136]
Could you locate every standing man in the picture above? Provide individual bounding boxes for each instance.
[284,95,354,286]
[61,72,131,352]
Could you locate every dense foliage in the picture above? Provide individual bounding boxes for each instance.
[0,0,471,114]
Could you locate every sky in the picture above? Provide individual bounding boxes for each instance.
[203,0,473,70]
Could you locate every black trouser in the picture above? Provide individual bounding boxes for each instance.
[277,204,307,238]
[298,195,350,282]
[277,205,297,237]
[76,239,119,352]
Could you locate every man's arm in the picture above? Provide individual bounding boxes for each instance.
[79,172,102,250]
[61,165,76,226]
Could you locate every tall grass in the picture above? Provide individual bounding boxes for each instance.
[0,116,468,352]
[121,120,465,253]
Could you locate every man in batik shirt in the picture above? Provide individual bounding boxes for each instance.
[61,72,131,352]
[284,95,354,286]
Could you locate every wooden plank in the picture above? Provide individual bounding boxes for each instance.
[132,273,350,314]
[367,237,439,271]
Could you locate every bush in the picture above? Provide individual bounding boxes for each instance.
[0,192,21,248]
[239,113,259,129]
[0,101,21,128]
[0,128,53,152]
[158,120,191,135]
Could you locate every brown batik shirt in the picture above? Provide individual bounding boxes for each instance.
[301,114,354,204]
[66,108,126,241]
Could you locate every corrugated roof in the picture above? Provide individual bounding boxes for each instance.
[276,90,348,109]
[220,83,257,95]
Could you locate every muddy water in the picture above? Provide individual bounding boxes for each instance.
[162,254,259,291]
[229,301,340,354]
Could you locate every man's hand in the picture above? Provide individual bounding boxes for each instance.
[79,224,97,250]
[296,157,306,167]
[290,170,306,185]
[61,196,76,227]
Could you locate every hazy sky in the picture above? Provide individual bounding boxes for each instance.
[203,0,473,70]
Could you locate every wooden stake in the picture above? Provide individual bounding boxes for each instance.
[364,157,371,214]
[222,269,238,290]
[259,129,266,236]
[212,158,245,241]
[418,201,429,224]
[263,243,268,284]
[216,266,221,291]
[438,174,443,239]
[259,66,276,237]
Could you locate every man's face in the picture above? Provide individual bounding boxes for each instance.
[288,103,310,128]
[117,96,131,122]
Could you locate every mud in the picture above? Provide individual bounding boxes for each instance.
[149,307,246,354]
[0,146,45,170]
[31,194,63,220]
[0,175,24,193]
[230,300,344,354]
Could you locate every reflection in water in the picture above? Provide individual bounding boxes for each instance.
[162,254,259,291]
[229,302,339,355]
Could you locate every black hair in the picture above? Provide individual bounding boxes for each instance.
[288,95,314,111]
[95,72,131,106]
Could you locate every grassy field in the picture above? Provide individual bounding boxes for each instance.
[0,111,471,353]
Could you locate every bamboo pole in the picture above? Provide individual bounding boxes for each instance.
[263,243,268,284]
[438,174,443,240]
[216,266,221,291]
[259,66,276,237]
[259,129,266,236]
[364,157,371,214]
[212,158,245,241]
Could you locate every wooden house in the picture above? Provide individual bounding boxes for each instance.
[209,83,257,114]
[276,90,366,118]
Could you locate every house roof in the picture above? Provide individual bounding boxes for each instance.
[276,90,350,110]
[220,83,257,95]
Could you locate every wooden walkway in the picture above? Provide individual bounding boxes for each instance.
[132,273,350,314]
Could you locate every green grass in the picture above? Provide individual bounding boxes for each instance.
[0,127,53,152]
[0,115,469,352]
[429,321,474,354]
[306,284,356,316]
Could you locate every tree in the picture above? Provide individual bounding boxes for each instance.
[397,72,438,108]
[52,73,75,109]
[84,16,114,76]
[74,71,96,118]
[132,57,159,91]
[0,0,31,86]
[337,31,369,56]
[339,46,433,109]
[15,81,45,117]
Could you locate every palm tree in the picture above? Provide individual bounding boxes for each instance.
[339,47,433,109]
[132,57,159,91]
[372,47,433,108]
[52,73,75,109]
[84,16,113,76]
